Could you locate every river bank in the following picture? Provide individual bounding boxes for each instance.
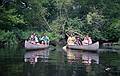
[0,30,120,48]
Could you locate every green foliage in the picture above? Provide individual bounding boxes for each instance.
[0,0,120,46]
[67,18,83,30]
[50,16,66,33]
[0,4,26,30]
[86,11,104,25]
[13,30,61,41]
[0,30,18,46]
[105,19,120,41]
[47,32,62,41]
[13,30,33,40]
[65,17,85,36]
[90,29,105,40]
[21,0,51,31]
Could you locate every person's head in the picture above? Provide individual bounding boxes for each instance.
[31,32,36,36]
[33,33,36,36]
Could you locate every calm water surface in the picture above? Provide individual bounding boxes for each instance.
[0,46,120,76]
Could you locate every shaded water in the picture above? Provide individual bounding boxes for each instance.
[0,46,120,76]
[0,47,24,76]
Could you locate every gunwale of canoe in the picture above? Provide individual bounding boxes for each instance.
[25,41,49,50]
[67,42,99,51]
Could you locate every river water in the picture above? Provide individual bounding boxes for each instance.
[0,45,120,76]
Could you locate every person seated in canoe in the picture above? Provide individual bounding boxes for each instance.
[67,34,76,45]
[34,34,40,45]
[29,33,40,45]
[38,35,42,43]
[29,33,35,40]
[75,36,82,45]
[40,34,50,45]
[82,35,92,45]
[29,33,36,44]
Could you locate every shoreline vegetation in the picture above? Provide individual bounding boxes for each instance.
[0,29,120,48]
[0,30,61,47]
[0,0,120,47]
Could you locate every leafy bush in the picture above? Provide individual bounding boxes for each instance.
[13,30,61,41]
[46,32,62,41]
[0,30,18,46]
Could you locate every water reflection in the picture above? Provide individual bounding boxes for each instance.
[0,47,24,76]
[0,45,119,76]
[24,48,68,76]
[65,49,99,65]
[24,49,50,64]
[24,47,120,76]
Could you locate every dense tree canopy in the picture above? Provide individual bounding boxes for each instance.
[0,0,120,46]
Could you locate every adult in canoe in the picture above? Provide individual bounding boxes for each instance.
[75,36,82,45]
[29,33,35,41]
[67,34,76,45]
[29,33,40,45]
[67,42,99,51]
[25,33,50,50]
[40,34,50,45]
[82,35,92,45]
[66,34,99,51]
[25,40,49,50]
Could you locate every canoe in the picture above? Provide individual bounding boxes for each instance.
[67,42,99,51]
[25,41,49,50]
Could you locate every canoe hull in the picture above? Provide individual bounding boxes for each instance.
[67,42,99,51]
[25,41,49,50]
